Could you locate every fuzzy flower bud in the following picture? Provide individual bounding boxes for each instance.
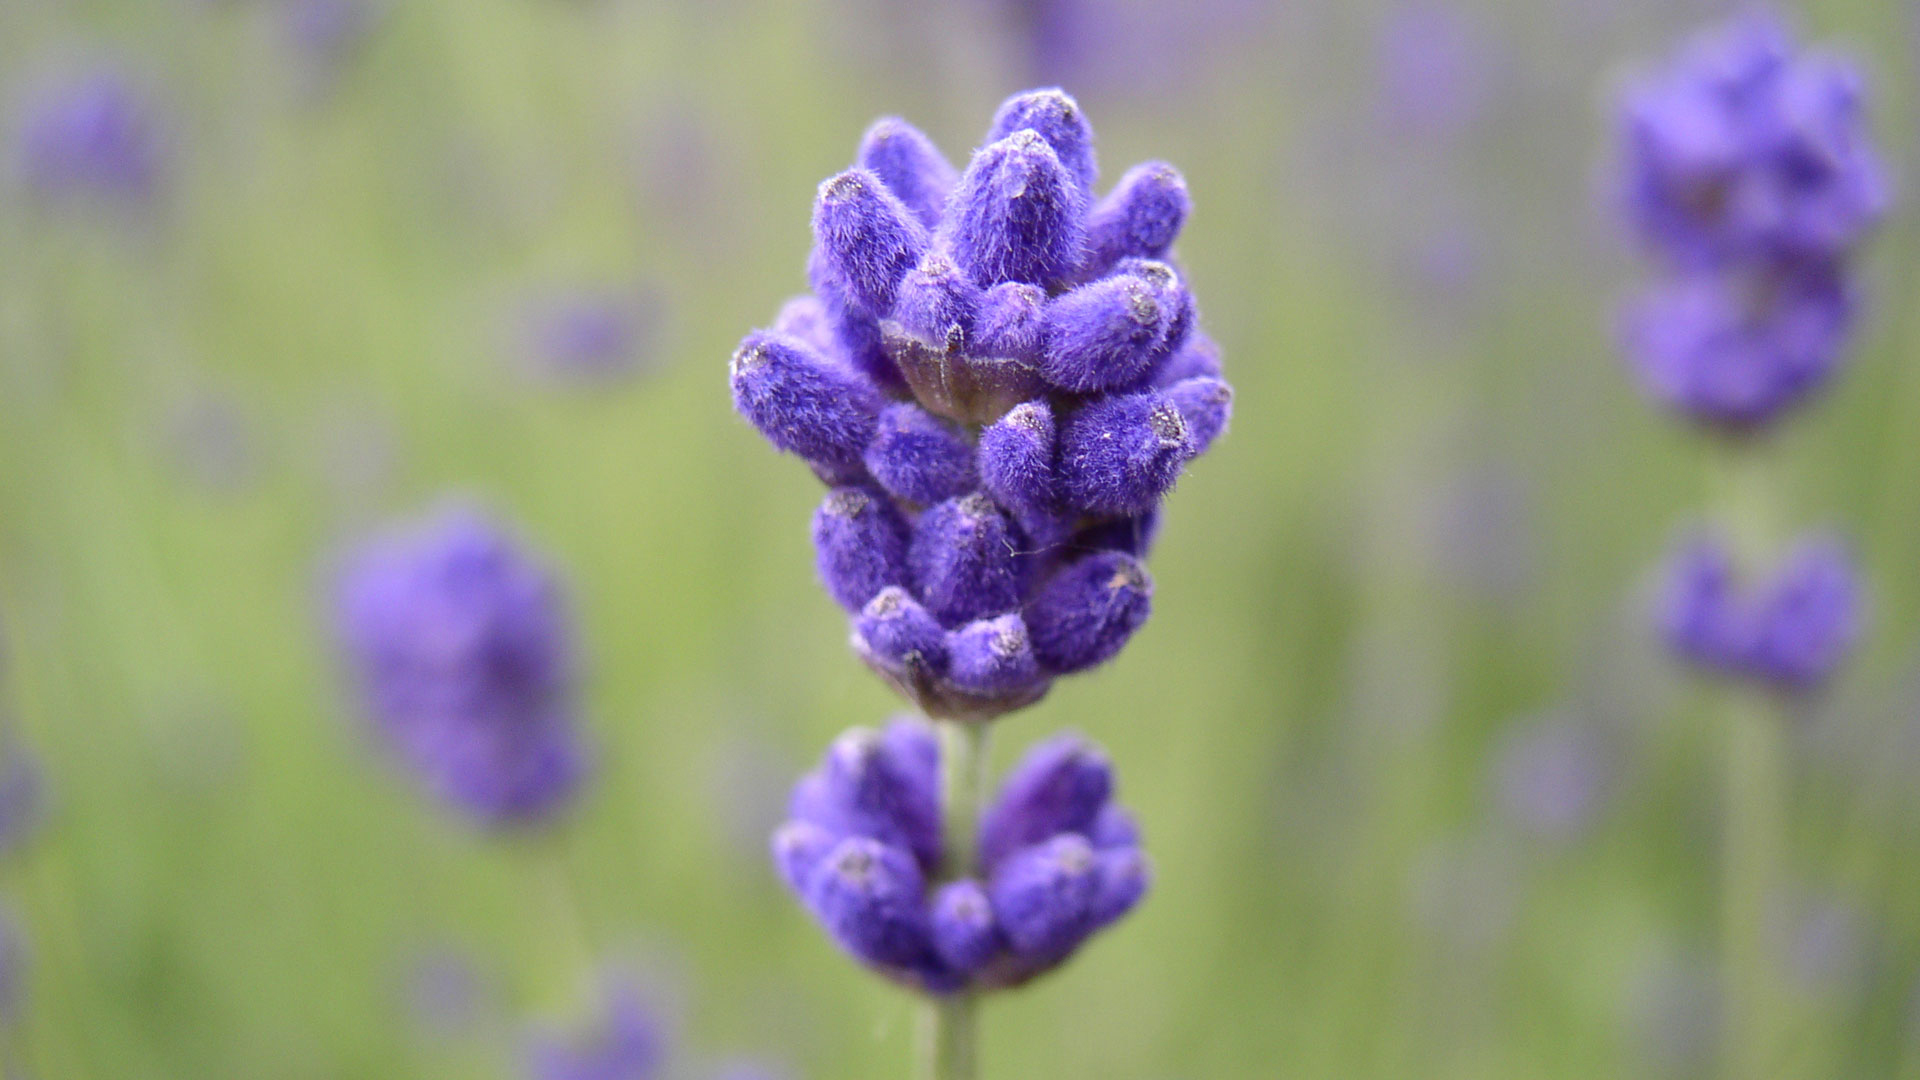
[856,117,957,231]
[1057,392,1193,516]
[1025,551,1153,675]
[1659,530,1863,691]
[944,130,1088,290]
[812,488,910,612]
[729,331,881,482]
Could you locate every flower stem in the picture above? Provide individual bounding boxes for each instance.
[920,719,989,1080]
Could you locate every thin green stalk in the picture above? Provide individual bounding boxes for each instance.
[920,720,989,1080]
[1711,438,1790,1080]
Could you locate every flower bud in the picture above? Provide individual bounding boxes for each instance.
[977,401,1057,521]
[805,837,935,970]
[1156,330,1223,386]
[929,880,1001,974]
[1026,551,1153,674]
[863,405,977,506]
[800,726,942,871]
[853,587,950,684]
[909,494,1029,626]
[1748,536,1861,689]
[978,733,1113,868]
[988,834,1101,961]
[1090,848,1151,929]
[984,87,1097,196]
[1084,162,1190,273]
[812,169,929,317]
[1163,376,1233,457]
[891,250,981,350]
[772,294,836,355]
[856,117,957,230]
[944,130,1087,289]
[1039,272,1178,393]
[945,614,1043,698]
[1057,392,1192,515]
[771,820,837,893]
[812,488,910,612]
[730,331,882,480]
[973,282,1048,361]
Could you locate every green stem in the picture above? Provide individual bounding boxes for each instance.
[920,720,989,1080]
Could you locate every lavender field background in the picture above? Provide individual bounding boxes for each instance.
[5,0,1920,1077]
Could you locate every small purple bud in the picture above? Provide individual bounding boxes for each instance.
[526,974,666,1080]
[853,587,950,683]
[811,488,910,612]
[988,833,1101,961]
[1748,536,1861,689]
[1162,376,1233,457]
[944,130,1088,289]
[730,331,882,480]
[1090,847,1151,928]
[1025,551,1153,675]
[1039,272,1178,393]
[979,732,1113,868]
[978,401,1058,521]
[1660,532,1745,674]
[771,294,836,355]
[772,820,837,894]
[891,251,982,349]
[909,494,1029,627]
[1056,392,1192,516]
[803,726,943,871]
[1088,803,1141,849]
[863,405,977,507]
[857,117,957,231]
[804,837,935,970]
[929,879,1001,974]
[984,88,1098,196]
[812,169,929,316]
[806,245,903,394]
[973,282,1048,361]
[1084,162,1189,273]
[946,614,1043,698]
[1155,330,1223,386]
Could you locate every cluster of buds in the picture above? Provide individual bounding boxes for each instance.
[772,719,1146,993]
[733,89,1218,1002]
[331,505,587,828]
[730,88,1230,721]
[1616,14,1883,692]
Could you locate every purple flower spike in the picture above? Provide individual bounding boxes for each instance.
[18,68,164,206]
[1747,536,1861,689]
[812,488,910,612]
[795,725,943,872]
[944,130,1088,289]
[1619,12,1887,266]
[929,880,1001,974]
[1039,272,1180,393]
[813,170,929,318]
[988,834,1102,961]
[864,404,978,506]
[730,331,882,482]
[1658,529,1863,691]
[1624,268,1853,429]
[984,88,1098,196]
[773,719,1147,993]
[1025,551,1153,675]
[945,615,1043,699]
[331,504,586,829]
[909,494,1029,627]
[857,117,957,231]
[1084,162,1190,274]
[805,837,935,971]
[854,587,951,684]
[1163,376,1234,458]
[1057,392,1192,516]
[978,733,1112,868]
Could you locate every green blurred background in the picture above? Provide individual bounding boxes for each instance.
[3,0,1920,1076]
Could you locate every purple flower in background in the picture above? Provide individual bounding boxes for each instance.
[1659,529,1862,691]
[15,68,164,206]
[515,288,665,387]
[1374,1,1493,139]
[730,89,1229,721]
[331,503,587,828]
[279,0,377,66]
[1489,714,1611,843]
[0,742,46,858]
[527,975,666,1080]
[771,717,1148,994]
[1619,11,1887,267]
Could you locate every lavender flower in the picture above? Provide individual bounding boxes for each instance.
[771,718,1148,994]
[730,89,1230,721]
[330,504,587,828]
[1659,529,1862,691]
[0,743,45,858]
[1615,12,1886,429]
[1489,713,1612,843]
[15,68,164,206]
[527,975,666,1080]
[514,289,664,387]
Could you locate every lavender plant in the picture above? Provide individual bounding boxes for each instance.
[730,88,1228,1077]
[1613,11,1885,1074]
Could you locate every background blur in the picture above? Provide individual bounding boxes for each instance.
[4,0,1920,1076]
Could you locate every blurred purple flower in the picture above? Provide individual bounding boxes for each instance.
[1659,529,1863,691]
[1489,714,1611,843]
[0,744,46,858]
[330,503,588,829]
[16,68,164,206]
[514,289,665,387]
[1374,1,1493,139]
[527,974,667,1080]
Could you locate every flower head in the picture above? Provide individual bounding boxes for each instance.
[331,503,587,828]
[1659,529,1862,691]
[16,67,164,206]
[730,89,1229,721]
[526,974,666,1080]
[771,717,1148,994]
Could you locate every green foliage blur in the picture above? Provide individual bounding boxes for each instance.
[3,0,1919,1077]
